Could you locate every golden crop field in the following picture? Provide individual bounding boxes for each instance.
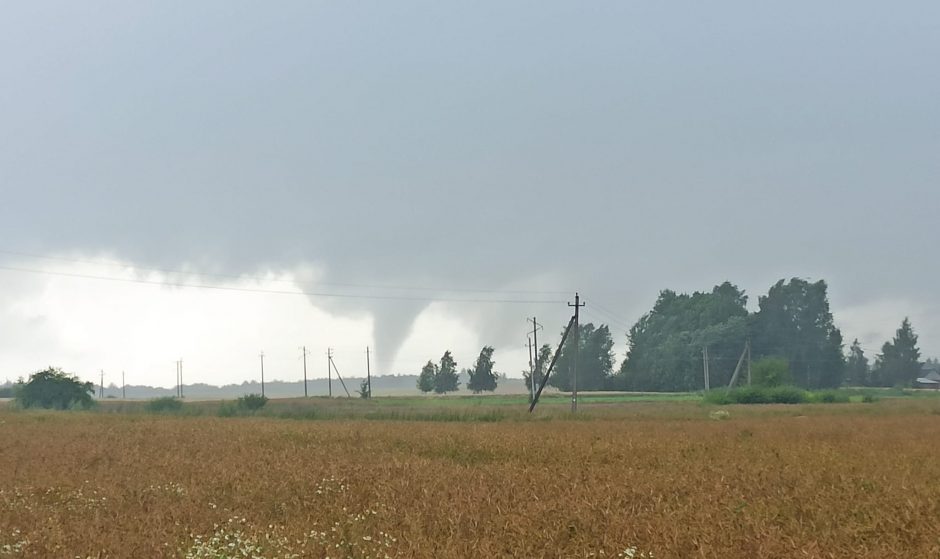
[1,400,939,558]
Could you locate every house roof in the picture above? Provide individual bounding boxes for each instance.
[916,377,940,385]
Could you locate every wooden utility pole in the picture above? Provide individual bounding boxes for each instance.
[528,317,542,396]
[99,370,104,398]
[122,371,126,399]
[529,315,576,412]
[327,348,333,397]
[175,361,180,398]
[703,346,710,391]
[328,351,351,397]
[301,346,309,397]
[527,336,535,402]
[366,346,372,399]
[179,359,183,399]
[569,293,584,413]
[746,338,752,386]
[259,352,265,397]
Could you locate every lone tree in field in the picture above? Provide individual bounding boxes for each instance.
[434,350,460,394]
[417,361,437,393]
[466,346,499,393]
[16,367,95,410]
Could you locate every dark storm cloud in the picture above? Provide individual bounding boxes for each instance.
[1,1,938,357]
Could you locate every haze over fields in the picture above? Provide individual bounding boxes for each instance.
[1,2,938,387]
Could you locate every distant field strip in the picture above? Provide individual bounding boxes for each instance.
[1,402,939,558]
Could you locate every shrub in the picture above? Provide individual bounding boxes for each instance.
[16,367,95,410]
[751,357,793,387]
[812,390,849,404]
[862,393,879,403]
[237,394,268,412]
[705,386,809,405]
[146,397,183,413]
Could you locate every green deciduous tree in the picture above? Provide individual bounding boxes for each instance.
[618,282,749,391]
[434,351,460,394]
[466,346,498,393]
[549,323,614,391]
[16,367,94,410]
[846,339,870,386]
[750,279,845,388]
[751,357,793,387]
[524,344,553,394]
[417,361,436,393]
[872,318,921,387]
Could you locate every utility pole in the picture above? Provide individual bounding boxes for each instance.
[528,317,542,397]
[703,346,710,391]
[301,346,310,397]
[179,359,183,399]
[568,294,584,413]
[327,348,333,397]
[527,336,534,403]
[99,370,104,398]
[259,352,265,398]
[122,371,126,399]
[175,361,179,398]
[746,338,752,386]
[328,350,351,397]
[366,346,372,399]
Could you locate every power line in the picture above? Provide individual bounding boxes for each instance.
[0,265,565,305]
[0,249,571,296]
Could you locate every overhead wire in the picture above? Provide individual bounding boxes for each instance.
[0,265,565,305]
[0,249,572,296]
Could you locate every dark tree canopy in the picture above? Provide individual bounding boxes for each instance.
[619,282,749,391]
[433,351,460,394]
[465,346,499,393]
[417,360,436,393]
[549,323,614,391]
[750,278,845,388]
[16,367,94,410]
[846,339,870,386]
[872,318,921,387]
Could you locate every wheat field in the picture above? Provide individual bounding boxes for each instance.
[1,400,939,558]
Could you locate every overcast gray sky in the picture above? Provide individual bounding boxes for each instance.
[1,2,938,386]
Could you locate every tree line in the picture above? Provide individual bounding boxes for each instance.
[418,278,929,394]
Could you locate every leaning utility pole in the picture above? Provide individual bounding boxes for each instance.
[529,314,576,412]
[569,294,584,413]
[259,352,266,398]
[366,346,372,399]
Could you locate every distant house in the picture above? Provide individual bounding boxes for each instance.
[915,364,940,389]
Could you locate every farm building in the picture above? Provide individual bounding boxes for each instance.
[915,364,940,389]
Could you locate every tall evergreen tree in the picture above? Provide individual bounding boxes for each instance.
[872,318,921,387]
[549,323,614,391]
[466,346,498,393]
[434,350,460,394]
[750,278,845,388]
[417,360,437,393]
[845,339,870,386]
